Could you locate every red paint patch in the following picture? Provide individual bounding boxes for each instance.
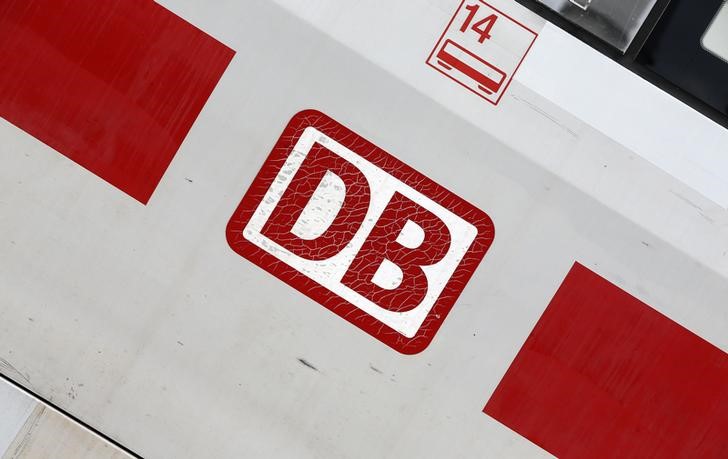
[485,263,728,458]
[0,0,234,203]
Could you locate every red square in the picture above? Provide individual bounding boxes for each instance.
[485,263,728,458]
[0,0,234,203]
[426,0,537,105]
[226,110,495,354]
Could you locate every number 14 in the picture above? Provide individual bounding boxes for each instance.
[460,3,497,43]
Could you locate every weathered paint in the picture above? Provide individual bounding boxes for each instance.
[0,0,234,203]
[0,0,727,457]
[486,263,728,458]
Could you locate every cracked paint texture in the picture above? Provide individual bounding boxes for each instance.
[226,109,494,354]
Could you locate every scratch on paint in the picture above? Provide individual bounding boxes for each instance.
[510,94,579,138]
[669,190,705,211]
[296,358,319,372]
[669,190,715,224]
[369,364,383,374]
[0,357,31,386]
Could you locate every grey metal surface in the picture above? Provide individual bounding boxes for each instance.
[537,0,658,50]
[0,380,131,458]
[703,1,728,63]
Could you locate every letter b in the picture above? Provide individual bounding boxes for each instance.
[342,192,452,313]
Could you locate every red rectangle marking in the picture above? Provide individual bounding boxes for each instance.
[485,262,728,458]
[0,0,234,203]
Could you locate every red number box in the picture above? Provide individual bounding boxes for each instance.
[427,0,537,105]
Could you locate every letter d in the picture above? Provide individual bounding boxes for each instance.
[261,143,371,261]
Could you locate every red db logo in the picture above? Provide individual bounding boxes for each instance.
[226,110,494,353]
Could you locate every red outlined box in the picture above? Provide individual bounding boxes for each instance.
[226,110,494,354]
[427,0,538,105]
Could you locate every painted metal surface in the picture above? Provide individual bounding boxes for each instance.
[0,380,131,458]
[0,383,35,456]
[0,0,727,457]
[0,0,234,203]
[486,263,728,458]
